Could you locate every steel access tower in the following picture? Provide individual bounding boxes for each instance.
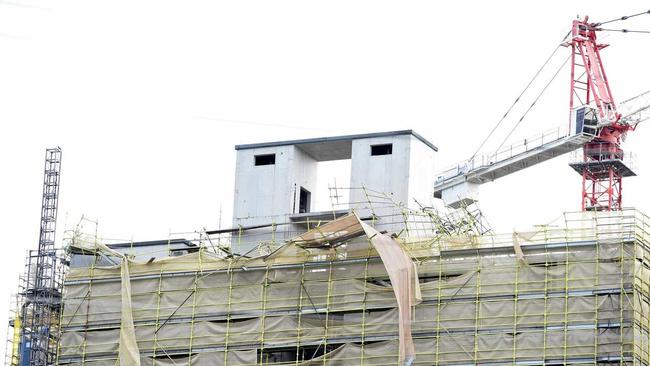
[19,148,64,366]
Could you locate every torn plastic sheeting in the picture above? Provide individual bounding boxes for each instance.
[118,259,141,366]
[512,231,527,262]
[359,216,421,366]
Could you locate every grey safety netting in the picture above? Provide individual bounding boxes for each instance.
[57,209,650,365]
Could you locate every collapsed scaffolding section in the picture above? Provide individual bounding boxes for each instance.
[57,209,650,365]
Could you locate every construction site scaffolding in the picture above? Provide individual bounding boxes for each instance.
[53,193,650,365]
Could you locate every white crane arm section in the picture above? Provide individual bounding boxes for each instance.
[618,91,650,127]
[434,128,593,207]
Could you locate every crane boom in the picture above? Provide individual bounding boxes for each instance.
[434,129,592,208]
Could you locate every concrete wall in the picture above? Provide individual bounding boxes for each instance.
[232,145,317,253]
[349,134,411,206]
[234,145,290,224]
[348,134,435,234]
[233,145,318,225]
[349,135,435,208]
[291,147,318,213]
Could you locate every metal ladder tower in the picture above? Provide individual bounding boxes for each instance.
[20,148,63,366]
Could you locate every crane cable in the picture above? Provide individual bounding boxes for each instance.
[599,28,650,34]
[493,54,571,154]
[467,30,570,162]
[593,9,650,26]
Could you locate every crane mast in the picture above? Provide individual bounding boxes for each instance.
[566,16,636,211]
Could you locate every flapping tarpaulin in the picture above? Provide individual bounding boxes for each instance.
[358,215,422,366]
[290,213,421,364]
[67,240,141,366]
[118,259,141,366]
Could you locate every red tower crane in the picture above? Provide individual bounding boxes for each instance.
[566,16,637,211]
[434,13,650,212]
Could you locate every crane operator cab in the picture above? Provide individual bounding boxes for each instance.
[571,106,599,137]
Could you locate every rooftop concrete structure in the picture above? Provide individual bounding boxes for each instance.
[231,130,437,254]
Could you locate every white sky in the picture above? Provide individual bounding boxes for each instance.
[0,0,649,352]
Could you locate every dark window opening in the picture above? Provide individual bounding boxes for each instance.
[371,144,393,156]
[529,261,561,268]
[259,344,343,363]
[210,317,256,325]
[151,353,197,360]
[255,154,276,166]
[299,187,311,213]
[367,278,392,287]
[418,273,465,283]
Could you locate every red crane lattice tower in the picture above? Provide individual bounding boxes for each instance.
[566,16,635,211]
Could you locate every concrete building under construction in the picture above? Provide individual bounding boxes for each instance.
[2,129,647,366]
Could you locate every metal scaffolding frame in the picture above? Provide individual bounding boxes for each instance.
[15,148,66,366]
[55,207,650,365]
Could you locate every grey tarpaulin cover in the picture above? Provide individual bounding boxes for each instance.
[58,209,650,365]
[65,214,421,366]
[67,239,141,366]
